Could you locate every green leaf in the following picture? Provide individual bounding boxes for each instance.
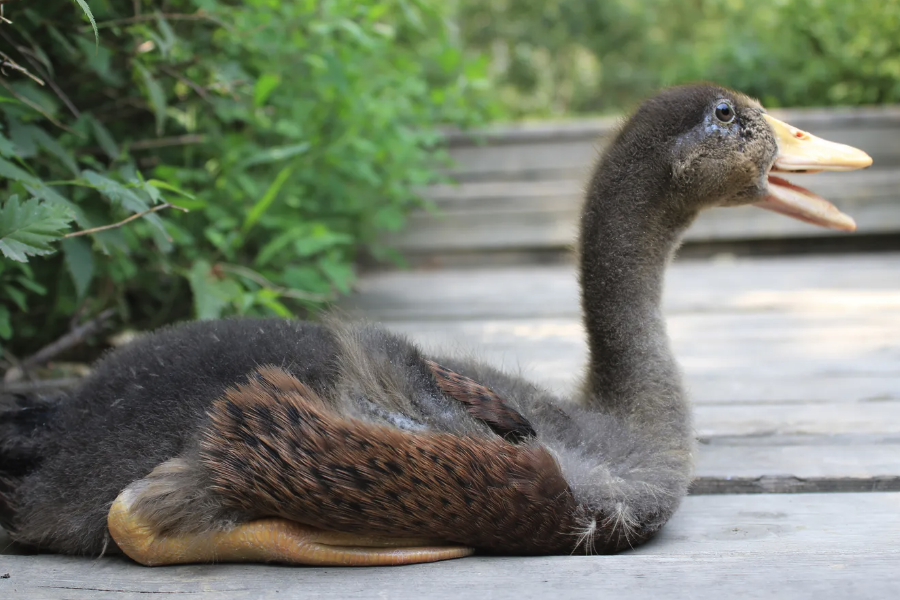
[4,285,28,312]
[16,275,46,295]
[81,170,150,213]
[241,166,293,233]
[318,257,355,294]
[8,119,38,158]
[22,183,84,224]
[253,74,282,107]
[187,260,241,320]
[292,226,353,257]
[0,156,35,182]
[88,116,120,160]
[0,132,16,158]
[146,179,196,201]
[30,126,80,176]
[72,0,99,48]
[0,195,74,262]
[254,224,305,267]
[61,237,94,298]
[155,12,177,51]
[0,306,11,340]
[135,63,167,135]
[241,143,311,168]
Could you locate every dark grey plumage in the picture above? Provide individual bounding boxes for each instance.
[1,84,793,557]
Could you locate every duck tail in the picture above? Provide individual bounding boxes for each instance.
[0,390,63,532]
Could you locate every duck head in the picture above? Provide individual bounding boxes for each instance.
[610,84,873,231]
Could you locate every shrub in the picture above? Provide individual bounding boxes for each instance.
[460,0,900,116]
[0,0,494,360]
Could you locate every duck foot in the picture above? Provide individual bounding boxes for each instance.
[107,486,473,567]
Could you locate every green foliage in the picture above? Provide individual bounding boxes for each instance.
[0,196,74,262]
[0,0,494,356]
[459,0,900,116]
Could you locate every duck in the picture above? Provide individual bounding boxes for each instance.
[0,84,872,566]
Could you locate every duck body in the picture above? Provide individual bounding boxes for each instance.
[0,84,873,563]
[2,317,684,556]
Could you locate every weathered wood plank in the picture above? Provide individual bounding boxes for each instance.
[393,105,900,254]
[691,476,900,494]
[393,172,900,251]
[3,494,899,599]
[346,254,900,321]
[695,441,900,479]
[379,314,900,385]
[442,106,900,181]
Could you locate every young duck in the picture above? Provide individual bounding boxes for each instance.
[0,84,872,566]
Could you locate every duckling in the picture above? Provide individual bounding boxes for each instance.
[0,84,872,566]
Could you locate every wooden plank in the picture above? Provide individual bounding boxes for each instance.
[687,376,899,404]
[441,105,900,147]
[393,169,900,252]
[443,106,900,180]
[393,105,900,254]
[3,494,899,599]
[346,253,900,321]
[380,314,900,382]
[694,442,900,480]
[4,554,899,600]
[691,476,900,494]
[691,402,900,438]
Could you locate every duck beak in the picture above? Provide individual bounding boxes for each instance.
[754,114,873,231]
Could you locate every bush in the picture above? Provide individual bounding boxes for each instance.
[460,0,900,117]
[0,0,494,360]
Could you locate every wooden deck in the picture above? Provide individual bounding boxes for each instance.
[3,251,899,598]
[390,106,900,258]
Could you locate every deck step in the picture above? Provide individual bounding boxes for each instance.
[392,106,900,257]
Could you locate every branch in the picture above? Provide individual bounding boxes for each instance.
[0,30,80,117]
[129,134,207,150]
[84,11,228,31]
[63,202,189,239]
[3,309,116,383]
[0,49,44,85]
[160,65,211,102]
[0,77,79,134]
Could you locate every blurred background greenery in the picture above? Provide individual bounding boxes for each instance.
[462,0,900,118]
[1,0,898,364]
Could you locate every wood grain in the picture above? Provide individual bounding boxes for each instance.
[391,106,900,255]
[2,494,899,599]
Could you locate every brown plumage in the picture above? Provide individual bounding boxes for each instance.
[425,359,537,443]
[200,366,584,555]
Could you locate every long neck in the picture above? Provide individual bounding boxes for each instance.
[577,156,695,432]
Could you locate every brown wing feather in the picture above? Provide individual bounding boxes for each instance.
[425,360,536,443]
[200,366,580,555]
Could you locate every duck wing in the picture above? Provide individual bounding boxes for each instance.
[199,365,579,555]
[425,360,536,443]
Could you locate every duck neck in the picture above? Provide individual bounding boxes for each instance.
[577,164,695,431]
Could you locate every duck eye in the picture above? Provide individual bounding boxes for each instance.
[715,101,735,123]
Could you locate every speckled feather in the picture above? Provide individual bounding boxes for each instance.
[201,366,581,555]
[425,360,536,443]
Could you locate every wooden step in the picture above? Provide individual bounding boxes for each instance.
[393,106,900,257]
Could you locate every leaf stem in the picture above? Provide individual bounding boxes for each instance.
[63,202,188,239]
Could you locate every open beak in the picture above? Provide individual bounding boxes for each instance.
[754,114,873,231]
